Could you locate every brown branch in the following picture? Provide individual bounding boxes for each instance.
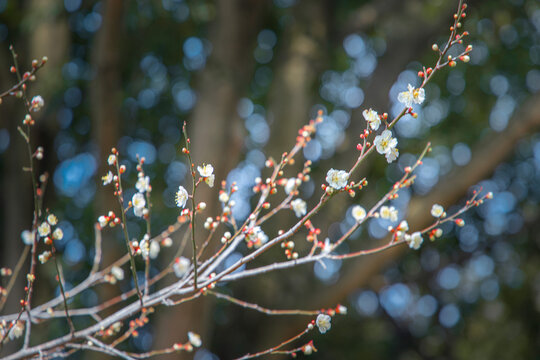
[316,92,540,309]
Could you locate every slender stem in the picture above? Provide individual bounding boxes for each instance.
[181,123,198,290]
[114,159,143,306]
[209,290,321,316]
[0,246,29,312]
[234,324,313,360]
[51,247,75,334]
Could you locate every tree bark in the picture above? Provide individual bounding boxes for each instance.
[154,1,270,358]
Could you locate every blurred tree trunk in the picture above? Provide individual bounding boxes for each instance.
[0,49,33,356]
[90,0,124,231]
[267,0,330,156]
[154,1,269,358]
[0,0,68,354]
[88,2,125,358]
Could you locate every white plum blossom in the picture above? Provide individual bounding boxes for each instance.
[52,228,63,240]
[136,175,151,193]
[246,226,268,248]
[351,205,366,222]
[38,222,51,237]
[38,251,52,264]
[197,164,215,188]
[291,198,307,218]
[111,266,124,281]
[102,171,113,185]
[175,186,189,208]
[134,207,146,217]
[30,95,44,112]
[326,169,349,190]
[98,215,108,228]
[321,238,333,254]
[408,232,423,250]
[188,331,202,348]
[385,147,399,163]
[132,193,146,212]
[380,206,399,222]
[316,314,332,334]
[173,256,190,278]
[219,192,229,203]
[139,235,150,258]
[362,108,380,131]
[21,230,34,245]
[285,178,299,195]
[107,154,117,166]
[149,240,160,259]
[397,84,425,107]
[431,204,445,218]
[397,220,409,232]
[9,321,24,340]
[374,130,398,156]
[303,345,313,355]
[47,214,58,226]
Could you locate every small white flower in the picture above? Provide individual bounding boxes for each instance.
[111,266,124,281]
[389,207,399,222]
[246,226,268,248]
[107,154,117,166]
[47,214,58,226]
[30,95,44,112]
[98,215,108,227]
[175,186,189,208]
[379,206,398,222]
[173,256,190,278]
[316,314,332,334]
[149,240,160,259]
[102,171,113,185]
[197,164,214,177]
[38,251,52,264]
[321,238,333,254]
[139,235,150,259]
[431,204,445,218]
[52,228,63,240]
[136,176,151,193]
[396,231,406,241]
[326,169,349,190]
[197,164,215,187]
[205,174,215,187]
[188,331,202,348]
[9,321,24,340]
[351,205,366,222]
[362,108,381,131]
[132,192,146,210]
[397,84,425,107]
[133,206,145,217]
[291,198,307,218]
[397,220,409,232]
[337,305,348,314]
[219,192,229,203]
[21,230,34,245]
[38,222,51,237]
[303,345,313,355]
[385,147,399,163]
[408,231,423,250]
[374,130,397,155]
[285,178,295,195]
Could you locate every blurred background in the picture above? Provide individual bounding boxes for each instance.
[1,0,539,359]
